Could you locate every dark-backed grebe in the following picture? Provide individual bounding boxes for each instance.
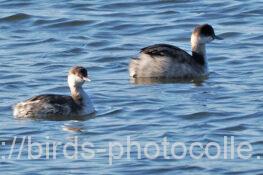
[13,66,95,119]
[129,24,222,79]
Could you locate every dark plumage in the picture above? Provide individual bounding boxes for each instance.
[141,43,194,64]
[26,94,82,113]
[70,66,88,79]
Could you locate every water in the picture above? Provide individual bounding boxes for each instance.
[0,0,263,174]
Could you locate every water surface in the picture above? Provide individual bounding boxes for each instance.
[0,0,263,174]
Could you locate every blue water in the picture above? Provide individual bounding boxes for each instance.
[0,0,263,174]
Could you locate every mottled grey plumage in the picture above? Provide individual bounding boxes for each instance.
[14,95,81,118]
[13,66,95,119]
[129,44,205,78]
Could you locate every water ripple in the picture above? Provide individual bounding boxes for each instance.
[0,0,262,174]
[0,13,31,22]
[46,20,96,28]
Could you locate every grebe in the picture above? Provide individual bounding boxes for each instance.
[13,66,95,119]
[129,24,222,79]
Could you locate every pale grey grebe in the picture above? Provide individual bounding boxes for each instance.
[13,66,95,119]
[129,24,222,79]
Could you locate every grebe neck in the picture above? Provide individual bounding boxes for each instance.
[191,35,207,66]
[69,84,95,114]
[69,85,90,107]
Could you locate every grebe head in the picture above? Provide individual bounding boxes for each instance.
[191,24,222,45]
[68,66,90,87]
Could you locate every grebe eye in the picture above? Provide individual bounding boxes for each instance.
[80,68,87,77]
[202,25,214,36]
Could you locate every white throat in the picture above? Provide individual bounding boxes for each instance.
[68,74,95,114]
[191,34,206,57]
[190,34,208,73]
